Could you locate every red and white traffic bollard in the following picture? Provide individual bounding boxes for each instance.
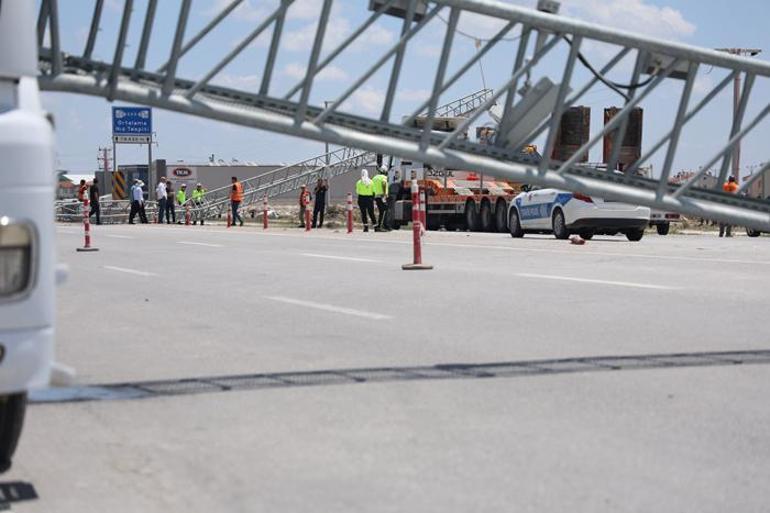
[419,186,427,237]
[226,210,232,228]
[305,208,311,232]
[262,196,269,230]
[185,204,191,225]
[402,181,431,270]
[346,193,353,234]
[76,198,99,252]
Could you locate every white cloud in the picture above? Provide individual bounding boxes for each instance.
[351,87,385,115]
[416,45,442,58]
[397,89,431,102]
[282,63,349,81]
[358,24,396,46]
[287,0,326,20]
[215,74,261,89]
[206,0,267,22]
[563,0,696,41]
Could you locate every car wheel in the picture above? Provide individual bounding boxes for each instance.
[746,228,761,237]
[509,209,524,238]
[626,228,645,242]
[479,201,493,232]
[0,393,27,474]
[552,209,569,239]
[464,201,479,231]
[656,222,670,236]
[495,200,508,232]
[579,231,594,240]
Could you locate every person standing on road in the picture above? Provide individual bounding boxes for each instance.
[191,183,206,225]
[129,179,148,224]
[298,184,312,228]
[720,176,739,237]
[356,169,376,232]
[77,179,87,203]
[165,180,177,224]
[312,178,328,229]
[176,184,187,224]
[155,177,167,224]
[88,177,102,225]
[385,169,402,230]
[230,176,244,226]
[372,166,389,232]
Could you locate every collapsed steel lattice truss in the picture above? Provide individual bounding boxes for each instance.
[53,89,492,222]
[36,0,770,230]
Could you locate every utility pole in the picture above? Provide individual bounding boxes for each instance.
[716,48,762,183]
[98,146,115,198]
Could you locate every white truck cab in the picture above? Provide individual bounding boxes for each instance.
[0,2,56,473]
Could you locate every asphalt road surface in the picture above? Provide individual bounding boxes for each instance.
[5,223,770,513]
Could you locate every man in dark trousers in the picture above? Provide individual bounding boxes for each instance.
[129,179,148,224]
[385,169,402,230]
[312,178,328,228]
[165,180,176,224]
[88,177,102,225]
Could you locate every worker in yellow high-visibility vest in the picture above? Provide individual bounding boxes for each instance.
[191,183,206,225]
[372,165,389,232]
[355,169,377,232]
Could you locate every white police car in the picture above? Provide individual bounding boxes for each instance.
[508,187,651,241]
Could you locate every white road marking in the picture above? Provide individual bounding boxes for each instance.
[516,272,678,290]
[66,225,770,266]
[104,266,157,277]
[105,234,134,239]
[301,253,380,263]
[176,241,223,248]
[266,296,391,320]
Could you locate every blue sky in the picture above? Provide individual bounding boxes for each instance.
[43,0,769,179]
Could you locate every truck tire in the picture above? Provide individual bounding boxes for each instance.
[509,209,524,238]
[746,228,762,237]
[656,222,670,236]
[626,228,645,242]
[479,201,493,232]
[464,201,479,231]
[495,200,508,232]
[552,209,569,240]
[0,393,27,474]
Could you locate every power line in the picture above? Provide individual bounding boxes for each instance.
[436,13,523,42]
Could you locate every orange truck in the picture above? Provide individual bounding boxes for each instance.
[390,148,538,232]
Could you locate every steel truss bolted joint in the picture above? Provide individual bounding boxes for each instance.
[537,0,560,14]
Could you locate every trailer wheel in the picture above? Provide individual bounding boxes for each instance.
[656,222,670,236]
[0,393,27,474]
[479,201,493,232]
[746,228,761,237]
[464,201,479,231]
[495,200,508,232]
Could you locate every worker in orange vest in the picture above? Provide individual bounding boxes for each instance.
[720,175,739,237]
[230,176,244,227]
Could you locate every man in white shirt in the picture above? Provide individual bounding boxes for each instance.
[155,177,167,224]
[129,180,148,224]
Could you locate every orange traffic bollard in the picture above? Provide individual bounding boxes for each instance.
[226,210,232,228]
[402,181,431,270]
[262,196,268,230]
[346,193,353,234]
[76,199,99,252]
